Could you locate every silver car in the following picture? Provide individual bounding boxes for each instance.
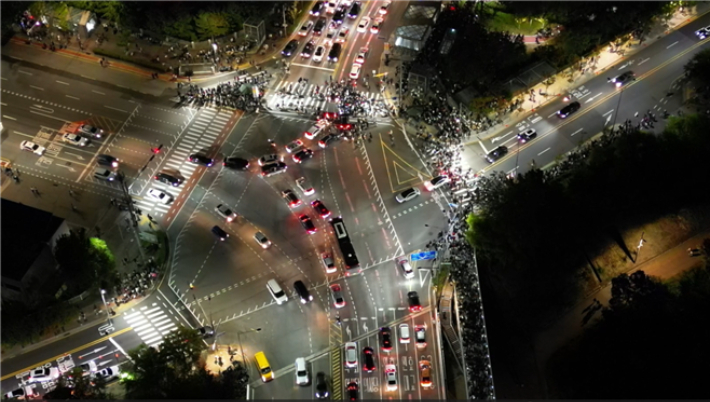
[79,124,104,138]
[254,231,271,248]
[395,187,420,203]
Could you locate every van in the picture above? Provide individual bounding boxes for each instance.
[94,167,117,181]
[266,279,288,304]
[255,351,274,382]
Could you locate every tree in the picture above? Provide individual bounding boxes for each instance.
[95,0,124,26]
[53,228,118,295]
[684,49,710,109]
[194,12,229,40]
[44,367,111,399]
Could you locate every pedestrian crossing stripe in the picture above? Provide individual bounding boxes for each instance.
[269,81,385,111]
[123,304,179,347]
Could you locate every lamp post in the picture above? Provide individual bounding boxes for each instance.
[237,328,262,368]
[100,289,112,324]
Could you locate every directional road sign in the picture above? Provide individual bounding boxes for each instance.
[411,250,437,261]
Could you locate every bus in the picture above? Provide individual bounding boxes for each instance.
[329,217,360,274]
[254,351,273,382]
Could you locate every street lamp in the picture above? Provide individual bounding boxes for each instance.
[237,328,262,366]
[100,289,112,324]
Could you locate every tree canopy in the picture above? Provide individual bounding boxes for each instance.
[549,267,710,398]
[121,326,248,399]
[53,228,117,295]
[466,112,710,327]
[684,48,710,110]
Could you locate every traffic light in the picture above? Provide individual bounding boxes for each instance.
[152,144,164,154]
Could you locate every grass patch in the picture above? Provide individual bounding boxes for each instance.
[483,11,547,36]
[432,263,450,295]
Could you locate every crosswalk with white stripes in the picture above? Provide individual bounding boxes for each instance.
[135,108,233,218]
[123,303,179,348]
[268,80,385,112]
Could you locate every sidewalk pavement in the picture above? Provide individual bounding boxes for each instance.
[0,172,164,360]
[533,230,710,377]
[203,344,243,376]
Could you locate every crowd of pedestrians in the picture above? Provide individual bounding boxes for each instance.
[176,71,272,111]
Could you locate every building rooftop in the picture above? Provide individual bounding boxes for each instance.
[1,199,64,281]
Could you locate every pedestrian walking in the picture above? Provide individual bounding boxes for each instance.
[68,189,75,198]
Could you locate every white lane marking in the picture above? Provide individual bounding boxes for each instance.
[1,77,7,80]
[2,115,17,120]
[289,62,336,72]
[585,93,603,103]
[18,70,33,75]
[92,90,105,95]
[105,105,128,113]
[538,147,551,156]
[29,85,44,91]
[547,112,557,118]
[30,110,70,123]
[0,102,6,106]
[56,80,70,85]
[530,116,542,124]
[602,109,614,116]
[638,58,650,66]
[570,128,584,136]
[666,41,678,49]
[66,95,80,100]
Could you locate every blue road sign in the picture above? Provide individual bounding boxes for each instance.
[411,250,437,261]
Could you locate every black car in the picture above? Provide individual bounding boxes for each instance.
[486,146,508,163]
[517,129,537,143]
[557,101,581,118]
[347,381,358,400]
[154,172,182,187]
[300,214,317,234]
[363,346,376,372]
[315,372,328,399]
[380,327,392,351]
[333,6,346,24]
[318,133,339,148]
[261,161,287,177]
[313,18,327,35]
[294,280,313,304]
[408,291,422,312]
[301,41,316,58]
[212,226,229,241]
[282,39,299,57]
[197,326,215,338]
[96,154,119,168]
[310,1,324,16]
[293,148,314,163]
[189,153,214,166]
[223,157,249,170]
[328,43,342,62]
[609,71,635,88]
[348,2,361,18]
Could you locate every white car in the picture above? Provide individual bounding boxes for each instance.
[398,258,414,279]
[357,16,370,32]
[322,252,337,273]
[296,177,315,195]
[285,139,304,153]
[5,385,38,400]
[258,154,282,166]
[299,20,314,36]
[336,28,349,43]
[295,357,309,385]
[147,188,173,204]
[424,175,451,191]
[379,1,390,14]
[94,365,120,382]
[27,367,60,384]
[395,187,420,203]
[349,64,361,80]
[370,17,383,34]
[254,231,271,248]
[62,133,90,146]
[399,323,410,343]
[326,0,338,14]
[385,364,398,390]
[313,45,326,62]
[344,342,358,368]
[20,140,45,155]
[216,204,237,222]
[354,47,368,65]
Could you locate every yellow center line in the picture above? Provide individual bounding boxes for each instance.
[0,327,132,381]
